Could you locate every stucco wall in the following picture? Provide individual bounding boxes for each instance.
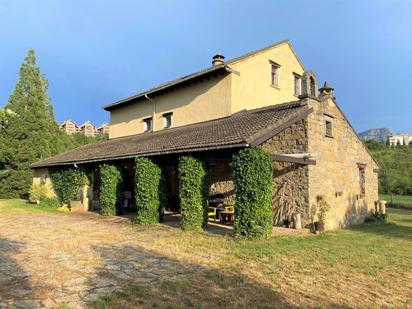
[306,96,379,230]
[109,74,232,138]
[108,42,305,139]
[32,168,55,198]
[259,119,310,226]
[229,42,305,113]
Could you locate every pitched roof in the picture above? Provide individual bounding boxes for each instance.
[103,64,232,111]
[103,39,303,111]
[31,101,312,168]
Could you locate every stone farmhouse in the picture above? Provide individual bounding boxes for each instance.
[32,40,379,230]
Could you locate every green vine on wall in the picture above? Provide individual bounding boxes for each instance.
[178,156,208,231]
[99,164,121,216]
[134,157,167,224]
[49,167,88,206]
[233,148,274,239]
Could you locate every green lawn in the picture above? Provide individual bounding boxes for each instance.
[380,194,412,209]
[0,199,68,215]
[92,208,412,308]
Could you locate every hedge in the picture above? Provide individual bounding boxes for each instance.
[99,164,121,216]
[232,148,274,239]
[178,156,208,231]
[134,157,167,224]
[386,202,412,210]
[49,167,88,206]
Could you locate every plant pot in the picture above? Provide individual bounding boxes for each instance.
[314,221,325,232]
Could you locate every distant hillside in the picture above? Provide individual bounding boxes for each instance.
[359,128,392,142]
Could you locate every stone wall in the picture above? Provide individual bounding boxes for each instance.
[207,160,235,205]
[306,96,379,229]
[259,119,311,226]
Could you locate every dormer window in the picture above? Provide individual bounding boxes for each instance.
[143,117,152,133]
[270,61,280,87]
[293,73,301,96]
[163,112,173,129]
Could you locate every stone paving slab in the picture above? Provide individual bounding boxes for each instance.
[0,212,194,308]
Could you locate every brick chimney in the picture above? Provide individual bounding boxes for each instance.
[212,53,225,66]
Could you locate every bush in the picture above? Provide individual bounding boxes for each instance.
[134,157,167,224]
[39,196,60,208]
[99,164,121,216]
[178,156,208,231]
[366,211,388,223]
[233,148,274,239]
[28,183,46,204]
[49,167,88,205]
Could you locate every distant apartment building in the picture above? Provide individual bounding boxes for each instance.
[388,134,412,146]
[79,121,97,137]
[97,123,110,135]
[59,120,109,136]
[59,120,78,134]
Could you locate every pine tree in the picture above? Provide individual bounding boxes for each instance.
[0,49,58,198]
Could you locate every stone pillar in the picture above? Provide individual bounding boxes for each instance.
[293,213,302,229]
[378,200,387,214]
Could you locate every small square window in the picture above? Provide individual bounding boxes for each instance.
[270,61,280,87]
[293,73,301,96]
[143,117,152,132]
[163,112,173,129]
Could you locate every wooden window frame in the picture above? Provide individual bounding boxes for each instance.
[293,73,301,96]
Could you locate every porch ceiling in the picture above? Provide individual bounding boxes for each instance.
[31,100,311,169]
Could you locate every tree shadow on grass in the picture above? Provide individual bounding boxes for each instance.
[88,243,297,309]
[0,238,36,308]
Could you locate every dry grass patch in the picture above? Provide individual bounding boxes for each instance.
[92,209,412,308]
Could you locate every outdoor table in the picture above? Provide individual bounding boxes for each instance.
[219,211,235,225]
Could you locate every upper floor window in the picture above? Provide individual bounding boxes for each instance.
[270,61,280,87]
[293,73,301,96]
[324,114,334,138]
[143,117,152,132]
[163,112,173,129]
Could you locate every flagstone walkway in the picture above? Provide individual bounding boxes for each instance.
[0,212,201,308]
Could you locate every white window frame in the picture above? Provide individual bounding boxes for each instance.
[163,112,173,129]
[143,117,153,133]
[270,61,280,87]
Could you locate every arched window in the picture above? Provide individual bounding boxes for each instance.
[310,77,315,96]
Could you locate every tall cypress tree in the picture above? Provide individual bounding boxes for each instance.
[0,49,58,198]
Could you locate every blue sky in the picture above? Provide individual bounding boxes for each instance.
[0,0,411,132]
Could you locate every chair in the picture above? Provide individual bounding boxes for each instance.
[225,205,235,213]
[208,207,217,222]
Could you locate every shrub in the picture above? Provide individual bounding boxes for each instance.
[134,157,167,224]
[39,196,60,208]
[178,156,208,231]
[99,164,121,216]
[233,148,274,239]
[49,167,88,205]
[28,183,46,204]
[316,195,330,224]
[366,211,388,223]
